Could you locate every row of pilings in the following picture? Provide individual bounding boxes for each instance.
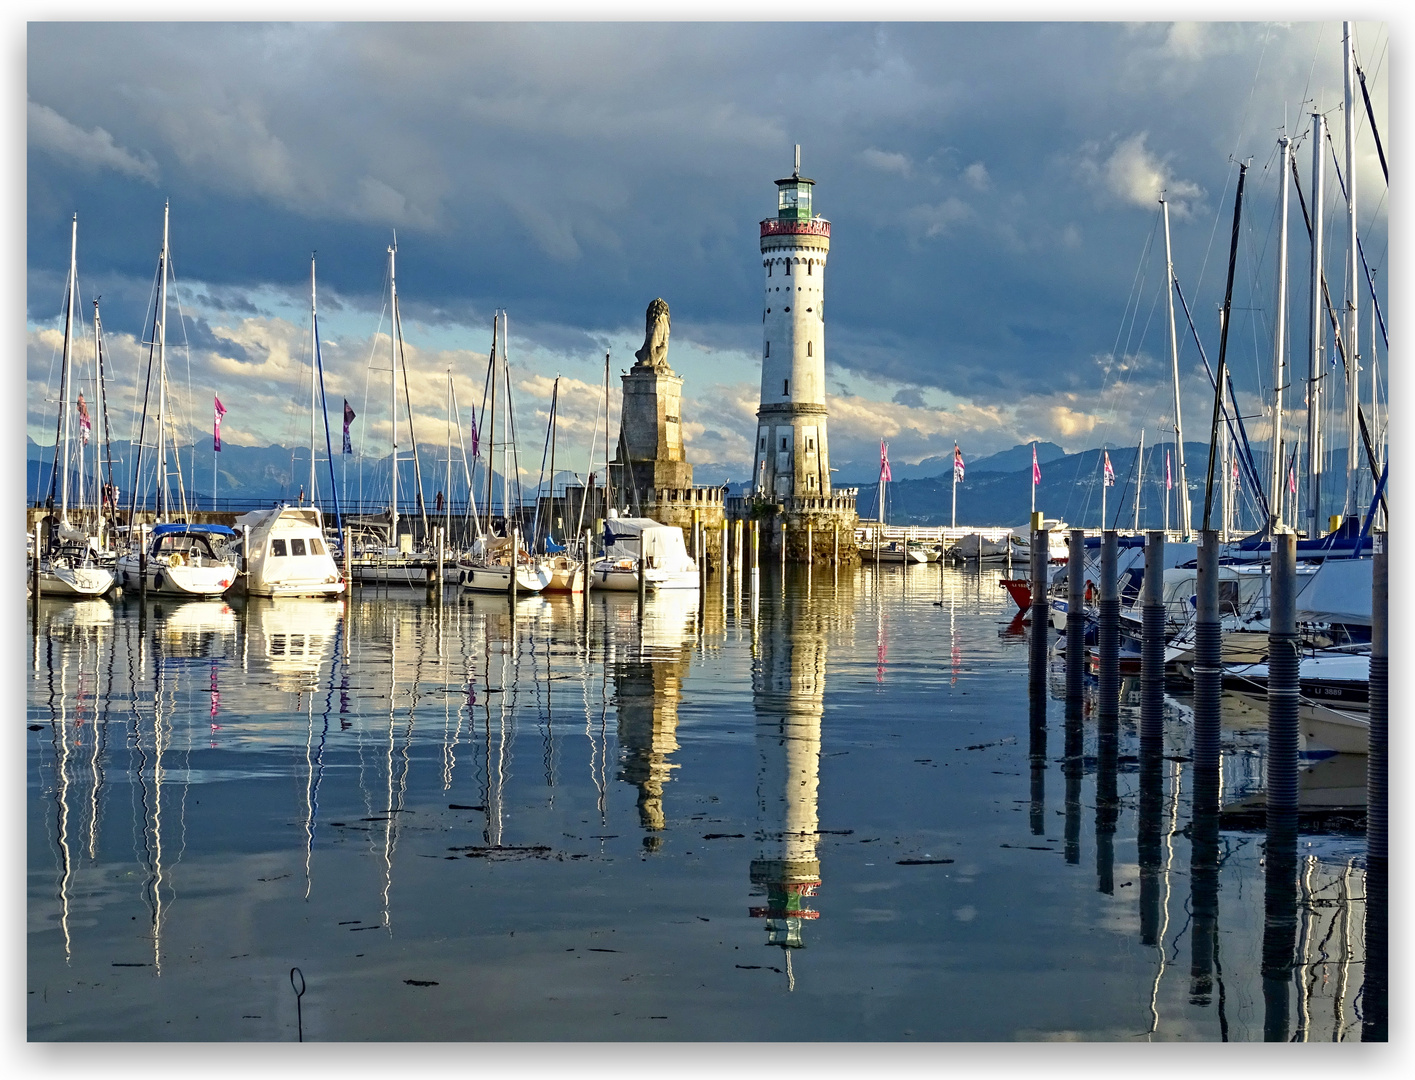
[1026,523,1387,1041]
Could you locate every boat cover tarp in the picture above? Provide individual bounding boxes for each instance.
[1296,557,1372,627]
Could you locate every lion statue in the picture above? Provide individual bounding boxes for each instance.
[633,297,671,371]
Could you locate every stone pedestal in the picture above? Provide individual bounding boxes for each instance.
[612,366,694,510]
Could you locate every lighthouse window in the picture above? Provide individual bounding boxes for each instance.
[765,341,769,358]
[785,261,792,276]
[807,342,813,357]
[781,437,789,450]
[767,263,772,277]
[808,261,813,275]
[784,379,789,395]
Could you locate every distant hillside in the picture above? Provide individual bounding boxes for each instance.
[857,441,1316,530]
[833,441,1065,484]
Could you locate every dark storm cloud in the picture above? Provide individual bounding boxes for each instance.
[26,20,1388,454]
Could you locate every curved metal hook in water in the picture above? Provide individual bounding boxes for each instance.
[290,966,306,1041]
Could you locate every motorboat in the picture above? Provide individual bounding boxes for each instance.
[590,514,699,591]
[234,505,346,598]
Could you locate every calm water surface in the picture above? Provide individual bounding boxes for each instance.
[27,564,1375,1041]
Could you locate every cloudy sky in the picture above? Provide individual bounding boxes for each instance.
[24,15,1389,483]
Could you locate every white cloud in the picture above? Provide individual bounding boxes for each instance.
[910,197,973,237]
[1078,133,1203,217]
[27,100,158,182]
[963,161,990,191]
[860,148,912,176]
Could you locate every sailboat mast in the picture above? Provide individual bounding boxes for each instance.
[484,314,498,528]
[1306,113,1326,535]
[1133,430,1144,531]
[603,351,613,516]
[1269,136,1292,531]
[1342,22,1360,517]
[310,255,318,506]
[92,298,105,549]
[1160,195,1191,539]
[388,240,399,544]
[1222,425,1232,540]
[59,213,77,523]
[446,368,453,539]
[547,376,559,548]
[501,312,511,531]
[157,201,170,522]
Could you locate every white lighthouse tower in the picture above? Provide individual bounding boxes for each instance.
[754,146,832,499]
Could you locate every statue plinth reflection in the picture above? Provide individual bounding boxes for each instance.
[612,591,699,843]
[748,584,828,985]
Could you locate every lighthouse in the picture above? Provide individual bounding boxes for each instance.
[754,146,833,499]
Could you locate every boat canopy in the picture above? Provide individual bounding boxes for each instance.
[150,522,237,538]
[602,516,695,572]
[1296,557,1372,627]
[234,506,323,532]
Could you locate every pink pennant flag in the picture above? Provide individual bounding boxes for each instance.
[1032,443,1041,486]
[214,395,227,452]
[880,439,892,483]
[1102,450,1115,487]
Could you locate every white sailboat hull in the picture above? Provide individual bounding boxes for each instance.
[36,561,115,597]
[459,561,550,594]
[350,558,436,586]
[115,553,236,597]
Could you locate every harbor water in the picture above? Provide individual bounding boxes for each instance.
[26,563,1376,1041]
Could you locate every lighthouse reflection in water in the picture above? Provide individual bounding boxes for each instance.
[749,582,827,984]
[28,564,1377,1041]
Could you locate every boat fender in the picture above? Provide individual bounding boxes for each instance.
[153,572,165,590]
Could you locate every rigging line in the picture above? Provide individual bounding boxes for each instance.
[1072,279,1166,527]
[1318,130,1388,351]
[530,378,557,551]
[356,265,392,519]
[169,255,196,519]
[1173,278,1269,525]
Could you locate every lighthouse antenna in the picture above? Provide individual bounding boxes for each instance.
[793,144,801,176]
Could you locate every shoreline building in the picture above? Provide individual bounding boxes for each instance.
[732,147,858,564]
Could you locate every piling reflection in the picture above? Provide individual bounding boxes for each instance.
[1187,757,1222,1018]
[1136,749,1164,948]
[1261,810,1299,1042]
[1063,704,1083,866]
[1094,699,1118,895]
[1028,684,1047,836]
[1362,857,1387,1041]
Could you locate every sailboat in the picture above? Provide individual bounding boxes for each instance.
[34,214,116,598]
[534,377,585,592]
[234,256,346,599]
[349,237,438,586]
[459,311,550,594]
[114,203,239,598]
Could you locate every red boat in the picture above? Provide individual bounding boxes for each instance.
[1000,578,1031,611]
